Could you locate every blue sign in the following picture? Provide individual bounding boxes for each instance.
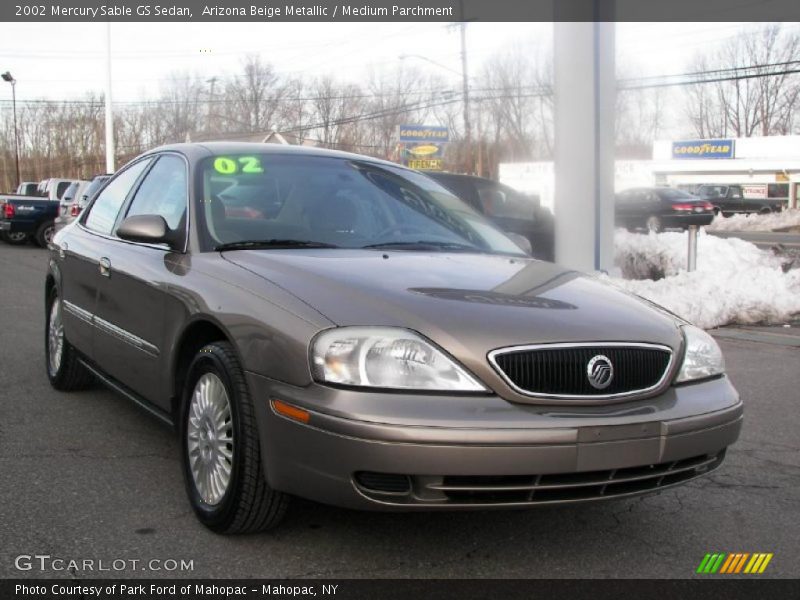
[672,139,735,159]
[398,125,449,143]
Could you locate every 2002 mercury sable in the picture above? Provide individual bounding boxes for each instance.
[45,142,742,533]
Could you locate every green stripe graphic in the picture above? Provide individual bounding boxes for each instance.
[697,554,712,573]
[710,553,727,573]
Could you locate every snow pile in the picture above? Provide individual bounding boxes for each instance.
[706,208,800,232]
[608,229,800,329]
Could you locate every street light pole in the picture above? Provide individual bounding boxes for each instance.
[2,71,21,189]
[104,22,115,173]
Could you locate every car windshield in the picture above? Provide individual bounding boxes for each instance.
[196,154,525,255]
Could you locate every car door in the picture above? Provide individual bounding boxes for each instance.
[57,158,154,359]
[728,185,748,213]
[91,153,188,408]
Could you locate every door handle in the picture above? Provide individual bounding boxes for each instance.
[99,257,111,277]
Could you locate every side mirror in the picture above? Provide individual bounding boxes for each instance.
[506,232,532,256]
[117,214,172,246]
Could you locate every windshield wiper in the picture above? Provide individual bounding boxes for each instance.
[215,239,339,251]
[362,240,481,252]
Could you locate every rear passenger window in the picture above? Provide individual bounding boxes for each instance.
[56,181,71,199]
[84,159,152,235]
[125,155,187,230]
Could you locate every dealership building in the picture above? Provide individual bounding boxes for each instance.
[500,135,800,212]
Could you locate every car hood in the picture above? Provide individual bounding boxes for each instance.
[223,249,683,357]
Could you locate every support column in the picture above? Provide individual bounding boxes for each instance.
[553,21,615,272]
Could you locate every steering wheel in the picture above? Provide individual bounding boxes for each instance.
[373,224,428,240]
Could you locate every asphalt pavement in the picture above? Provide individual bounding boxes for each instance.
[0,244,798,579]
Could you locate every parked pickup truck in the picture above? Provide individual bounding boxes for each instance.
[696,184,785,216]
[0,194,60,246]
[0,178,77,246]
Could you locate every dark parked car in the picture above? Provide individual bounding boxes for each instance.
[615,187,715,233]
[426,172,554,261]
[696,184,785,216]
[55,174,111,233]
[46,143,741,533]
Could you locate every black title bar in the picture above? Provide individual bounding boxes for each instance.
[4,0,800,22]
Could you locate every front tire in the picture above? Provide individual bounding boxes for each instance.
[180,342,289,534]
[45,289,94,390]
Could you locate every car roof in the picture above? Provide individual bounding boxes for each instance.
[139,141,410,172]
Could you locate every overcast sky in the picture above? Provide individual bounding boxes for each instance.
[1,21,786,102]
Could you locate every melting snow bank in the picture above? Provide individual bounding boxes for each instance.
[706,208,800,232]
[606,229,800,329]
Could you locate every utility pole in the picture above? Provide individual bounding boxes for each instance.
[459,19,473,175]
[104,22,115,173]
[206,76,218,135]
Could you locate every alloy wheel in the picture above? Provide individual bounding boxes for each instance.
[187,373,234,506]
[48,298,64,376]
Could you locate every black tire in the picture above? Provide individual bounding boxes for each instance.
[180,342,289,533]
[45,288,94,391]
[35,221,55,248]
[2,230,29,245]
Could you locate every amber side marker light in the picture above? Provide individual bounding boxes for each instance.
[271,398,310,424]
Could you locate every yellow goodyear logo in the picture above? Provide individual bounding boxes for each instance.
[408,144,441,157]
[697,552,774,574]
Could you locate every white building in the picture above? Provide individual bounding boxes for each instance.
[499,135,800,211]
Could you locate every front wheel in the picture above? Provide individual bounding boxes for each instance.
[45,289,94,390]
[180,342,289,533]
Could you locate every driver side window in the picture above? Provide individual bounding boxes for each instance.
[125,154,188,230]
[84,159,152,235]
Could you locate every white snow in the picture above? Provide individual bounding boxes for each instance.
[606,229,800,329]
[706,208,800,232]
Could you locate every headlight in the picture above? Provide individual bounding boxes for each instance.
[311,327,487,392]
[675,325,725,383]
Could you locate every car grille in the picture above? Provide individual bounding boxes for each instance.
[489,343,673,399]
[353,451,724,506]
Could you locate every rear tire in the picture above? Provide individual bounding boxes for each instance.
[45,288,94,391]
[35,221,55,248]
[2,230,29,245]
[180,341,289,534]
[645,216,663,233]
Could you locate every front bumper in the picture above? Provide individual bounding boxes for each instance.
[248,373,742,510]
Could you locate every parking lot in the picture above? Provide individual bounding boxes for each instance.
[0,243,798,579]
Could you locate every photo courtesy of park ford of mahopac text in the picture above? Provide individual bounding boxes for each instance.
[0,0,799,598]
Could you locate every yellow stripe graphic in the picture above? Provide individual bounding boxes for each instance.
[744,554,760,573]
[750,554,767,573]
[758,554,773,573]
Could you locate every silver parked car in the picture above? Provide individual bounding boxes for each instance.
[55,175,110,232]
[46,143,742,533]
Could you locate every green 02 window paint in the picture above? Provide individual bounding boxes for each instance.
[213,156,264,175]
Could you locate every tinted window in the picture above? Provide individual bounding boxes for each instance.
[476,183,534,220]
[80,176,110,208]
[198,154,523,255]
[126,155,187,230]
[56,181,71,199]
[61,182,79,203]
[84,160,151,235]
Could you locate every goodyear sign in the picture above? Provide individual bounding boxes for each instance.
[672,139,735,159]
[398,125,449,143]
